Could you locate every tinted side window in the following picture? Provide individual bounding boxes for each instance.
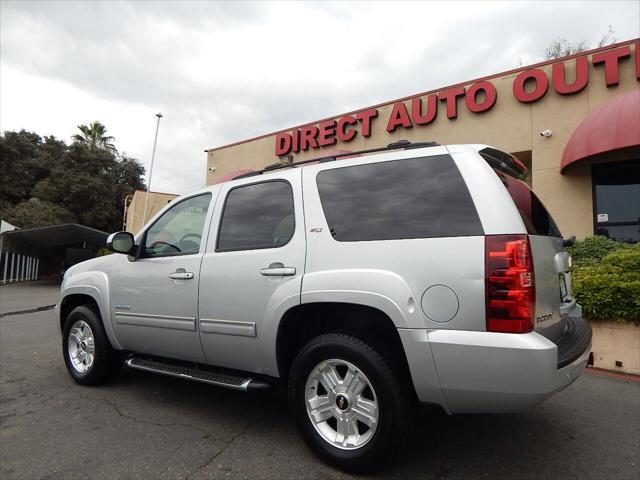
[316,155,483,241]
[497,172,562,237]
[144,194,211,257]
[217,181,295,252]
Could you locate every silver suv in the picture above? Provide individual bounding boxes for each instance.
[58,142,592,472]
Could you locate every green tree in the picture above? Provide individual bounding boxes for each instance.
[0,131,52,207]
[72,121,117,153]
[32,144,145,231]
[3,198,77,228]
[1,126,145,232]
[543,26,617,60]
[112,154,146,214]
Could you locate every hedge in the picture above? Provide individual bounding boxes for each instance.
[567,237,640,323]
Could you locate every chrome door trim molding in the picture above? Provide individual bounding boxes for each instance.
[199,318,257,337]
[115,312,196,331]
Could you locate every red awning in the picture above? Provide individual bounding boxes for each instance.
[561,89,640,172]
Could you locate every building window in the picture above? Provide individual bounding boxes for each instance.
[592,160,640,243]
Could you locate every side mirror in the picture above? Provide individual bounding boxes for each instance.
[106,231,136,255]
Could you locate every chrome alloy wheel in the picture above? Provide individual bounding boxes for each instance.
[304,359,379,450]
[67,320,96,374]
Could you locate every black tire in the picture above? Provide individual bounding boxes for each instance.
[288,333,411,473]
[62,305,122,386]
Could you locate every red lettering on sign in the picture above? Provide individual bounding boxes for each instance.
[317,120,337,147]
[273,45,637,156]
[465,81,497,113]
[552,57,588,95]
[300,125,319,151]
[386,102,413,132]
[291,129,300,153]
[355,109,378,137]
[275,132,292,156]
[411,95,437,125]
[438,87,465,119]
[337,116,357,142]
[593,46,631,86]
[513,69,548,103]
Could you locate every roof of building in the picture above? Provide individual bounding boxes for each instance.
[132,189,178,197]
[1,224,109,249]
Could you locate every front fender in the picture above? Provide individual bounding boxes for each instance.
[301,269,425,329]
[61,271,121,350]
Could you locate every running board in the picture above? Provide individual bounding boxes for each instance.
[125,357,271,391]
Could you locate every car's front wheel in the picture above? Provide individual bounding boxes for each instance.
[288,333,411,472]
[62,305,122,385]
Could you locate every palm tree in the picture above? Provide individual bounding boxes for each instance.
[72,121,117,153]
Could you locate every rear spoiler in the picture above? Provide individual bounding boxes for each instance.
[477,147,528,181]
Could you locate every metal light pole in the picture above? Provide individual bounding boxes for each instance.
[142,113,163,224]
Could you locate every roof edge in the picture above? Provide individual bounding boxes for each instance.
[133,189,179,197]
[0,223,109,237]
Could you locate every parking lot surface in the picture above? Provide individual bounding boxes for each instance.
[1,297,639,479]
[0,281,60,316]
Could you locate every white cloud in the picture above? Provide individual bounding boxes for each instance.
[1,0,638,195]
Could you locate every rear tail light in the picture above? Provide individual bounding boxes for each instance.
[485,235,535,333]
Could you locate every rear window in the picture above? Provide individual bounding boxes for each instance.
[497,172,562,237]
[316,155,483,242]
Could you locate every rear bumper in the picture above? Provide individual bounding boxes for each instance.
[400,312,592,414]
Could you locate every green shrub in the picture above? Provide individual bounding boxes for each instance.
[566,235,630,267]
[602,244,640,271]
[570,239,640,322]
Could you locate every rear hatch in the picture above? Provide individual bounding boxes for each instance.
[481,148,574,343]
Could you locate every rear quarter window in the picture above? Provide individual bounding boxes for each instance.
[316,155,483,241]
[497,172,562,237]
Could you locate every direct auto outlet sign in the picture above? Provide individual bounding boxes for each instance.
[275,44,639,156]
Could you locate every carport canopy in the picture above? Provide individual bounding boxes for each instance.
[1,223,109,250]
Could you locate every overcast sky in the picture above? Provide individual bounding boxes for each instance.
[1,1,638,195]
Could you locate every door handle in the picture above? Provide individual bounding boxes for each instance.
[260,262,296,277]
[169,270,194,280]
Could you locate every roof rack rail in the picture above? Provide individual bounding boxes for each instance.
[232,140,440,180]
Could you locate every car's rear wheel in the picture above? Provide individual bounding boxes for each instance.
[62,305,122,385]
[288,333,410,472]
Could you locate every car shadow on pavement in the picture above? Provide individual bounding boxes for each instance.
[107,368,577,479]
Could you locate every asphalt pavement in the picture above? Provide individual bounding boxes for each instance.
[0,281,60,316]
[0,288,639,479]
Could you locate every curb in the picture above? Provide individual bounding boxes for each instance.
[585,366,640,382]
[0,304,56,319]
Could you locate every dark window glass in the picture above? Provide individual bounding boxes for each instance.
[497,172,562,238]
[144,194,211,257]
[593,160,640,243]
[217,181,295,251]
[316,155,483,242]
